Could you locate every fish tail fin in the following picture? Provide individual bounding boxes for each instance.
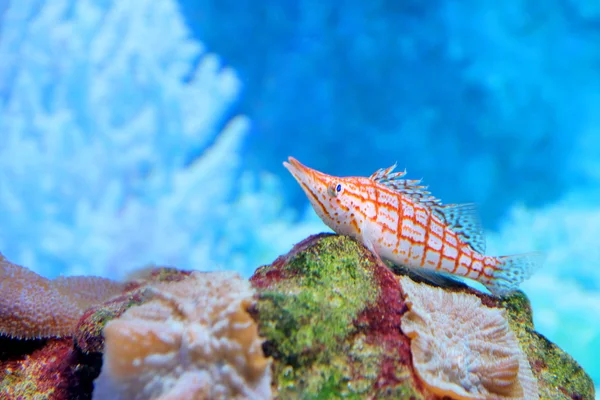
[485,252,544,296]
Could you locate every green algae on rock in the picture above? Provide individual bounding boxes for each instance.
[250,234,425,399]
[501,294,596,400]
[250,233,596,400]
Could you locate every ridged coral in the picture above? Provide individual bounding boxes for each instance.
[0,254,123,339]
[399,275,539,400]
[92,271,271,400]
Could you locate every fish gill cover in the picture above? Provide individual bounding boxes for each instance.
[1,0,600,394]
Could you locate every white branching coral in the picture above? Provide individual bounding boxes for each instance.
[399,276,538,400]
[0,0,250,279]
[92,271,271,400]
[0,0,318,282]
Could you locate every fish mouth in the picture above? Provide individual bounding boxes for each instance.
[283,156,307,182]
[284,156,332,220]
[283,156,321,200]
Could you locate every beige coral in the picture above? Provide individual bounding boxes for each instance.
[0,254,123,339]
[92,271,271,400]
[399,276,538,400]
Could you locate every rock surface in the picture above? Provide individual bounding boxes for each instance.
[0,234,596,399]
[0,335,99,399]
[250,233,595,399]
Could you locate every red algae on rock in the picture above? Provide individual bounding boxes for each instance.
[353,253,417,393]
[0,336,99,400]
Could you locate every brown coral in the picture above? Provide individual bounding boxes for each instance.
[92,271,271,400]
[399,276,538,400]
[0,254,124,339]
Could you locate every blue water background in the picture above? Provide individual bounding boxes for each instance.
[0,0,598,392]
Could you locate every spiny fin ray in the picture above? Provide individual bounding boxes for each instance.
[434,203,486,254]
[370,165,485,253]
[369,164,442,208]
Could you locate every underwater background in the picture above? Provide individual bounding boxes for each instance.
[0,0,598,393]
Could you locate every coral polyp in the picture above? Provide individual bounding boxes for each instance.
[399,275,539,399]
[0,254,123,339]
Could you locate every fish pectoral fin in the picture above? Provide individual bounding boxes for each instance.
[434,203,485,254]
[402,267,467,289]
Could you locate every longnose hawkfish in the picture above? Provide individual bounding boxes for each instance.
[283,156,541,296]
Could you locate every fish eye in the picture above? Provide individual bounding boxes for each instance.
[328,182,342,197]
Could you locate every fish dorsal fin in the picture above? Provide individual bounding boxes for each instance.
[369,164,443,208]
[434,203,486,254]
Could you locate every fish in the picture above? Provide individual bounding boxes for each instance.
[283,156,541,296]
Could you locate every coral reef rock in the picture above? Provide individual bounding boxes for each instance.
[0,237,595,399]
[250,233,595,399]
[0,260,271,400]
